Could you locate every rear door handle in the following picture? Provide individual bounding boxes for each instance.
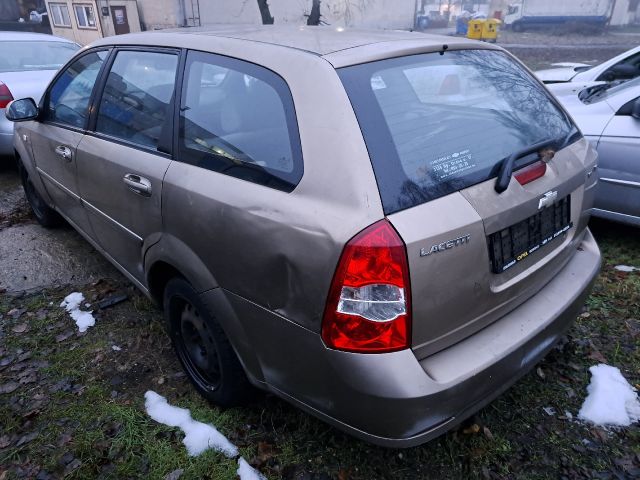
[123,173,152,197]
[54,145,72,162]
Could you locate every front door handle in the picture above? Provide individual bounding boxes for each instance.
[54,145,72,162]
[123,173,152,197]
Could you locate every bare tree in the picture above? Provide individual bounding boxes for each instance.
[257,0,274,24]
[307,0,322,25]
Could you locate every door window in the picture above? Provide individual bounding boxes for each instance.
[95,50,178,150]
[178,51,303,192]
[46,50,108,128]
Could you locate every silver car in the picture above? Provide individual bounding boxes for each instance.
[549,77,640,226]
[536,45,640,85]
[0,31,79,158]
[6,27,601,447]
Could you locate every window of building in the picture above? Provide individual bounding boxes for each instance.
[49,3,72,27]
[73,4,97,29]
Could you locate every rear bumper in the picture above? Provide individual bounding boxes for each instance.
[207,229,601,448]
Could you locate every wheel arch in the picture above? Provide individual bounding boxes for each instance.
[145,237,265,384]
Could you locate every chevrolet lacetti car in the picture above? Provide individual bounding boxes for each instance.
[0,31,79,158]
[6,26,601,447]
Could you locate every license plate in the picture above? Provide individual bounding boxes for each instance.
[488,196,572,273]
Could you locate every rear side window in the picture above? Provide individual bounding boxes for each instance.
[339,50,578,214]
[96,50,178,150]
[178,50,303,192]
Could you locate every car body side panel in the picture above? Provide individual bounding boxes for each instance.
[215,230,599,446]
[593,116,640,221]
[75,135,171,284]
[161,51,384,332]
[29,123,94,234]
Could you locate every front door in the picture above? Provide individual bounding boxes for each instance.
[595,101,640,219]
[110,6,130,35]
[30,50,109,234]
[76,49,179,283]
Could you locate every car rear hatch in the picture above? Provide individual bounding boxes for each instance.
[338,47,597,358]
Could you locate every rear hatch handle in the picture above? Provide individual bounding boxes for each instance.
[495,138,557,194]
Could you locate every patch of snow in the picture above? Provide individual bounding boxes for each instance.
[543,406,556,416]
[578,364,640,427]
[60,292,95,333]
[111,345,122,351]
[144,391,238,457]
[614,265,639,272]
[237,457,266,480]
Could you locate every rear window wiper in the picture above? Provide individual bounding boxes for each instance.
[494,138,558,194]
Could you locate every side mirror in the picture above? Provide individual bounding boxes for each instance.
[5,98,38,122]
[632,98,640,120]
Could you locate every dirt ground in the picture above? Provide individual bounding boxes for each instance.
[1,30,640,480]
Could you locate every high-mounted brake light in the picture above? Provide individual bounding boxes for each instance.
[0,82,14,109]
[514,160,547,186]
[321,220,411,353]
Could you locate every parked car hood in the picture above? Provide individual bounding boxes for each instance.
[536,63,592,83]
[548,83,615,137]
[0,69,58,104]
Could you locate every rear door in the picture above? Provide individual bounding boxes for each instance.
[595,95,640,220]
[339,48,596,358]
[75,48,179,283]
[30,49,109,234]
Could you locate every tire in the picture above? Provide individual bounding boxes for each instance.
[512,22,524,32]
[164,277,253,407]
[18,161,62,228]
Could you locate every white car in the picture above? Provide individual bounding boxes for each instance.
[548,78,640,226]
[536,45,640,85]
[0,31,79,159]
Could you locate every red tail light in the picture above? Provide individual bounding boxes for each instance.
[321,219,411,353]
[515,160,547,186]
[0,82,13,108]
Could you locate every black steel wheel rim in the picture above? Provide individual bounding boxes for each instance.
[25,179,48,220]
[175,299,222,391]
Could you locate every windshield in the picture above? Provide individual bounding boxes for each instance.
[0,41,79,73]
[339,50,578,214]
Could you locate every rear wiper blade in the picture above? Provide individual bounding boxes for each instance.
[495,138,557,194]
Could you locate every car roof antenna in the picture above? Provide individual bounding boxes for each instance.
[440,44,448,56]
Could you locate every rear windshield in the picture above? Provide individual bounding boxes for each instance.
[339,49,579,214]
[0,41,79,73]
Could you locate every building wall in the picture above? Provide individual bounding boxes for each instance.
[45,0,141,44]
[189,0,416,30]
[136,0,183,29]
[94,0,142,36]
[46,0,104,44]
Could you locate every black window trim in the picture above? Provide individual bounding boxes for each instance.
[40,46,113,134]
[85,45,183,158]
[174,48,304,193]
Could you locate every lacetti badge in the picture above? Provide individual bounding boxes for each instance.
[420,234,471,257]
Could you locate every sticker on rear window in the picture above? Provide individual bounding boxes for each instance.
[430,149,476,181]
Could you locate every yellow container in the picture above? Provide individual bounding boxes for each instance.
[482,18,501,42]
[466,19,484,40]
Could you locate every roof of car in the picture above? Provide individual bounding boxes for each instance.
[91,25,486,57]
[0,31,77,43]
